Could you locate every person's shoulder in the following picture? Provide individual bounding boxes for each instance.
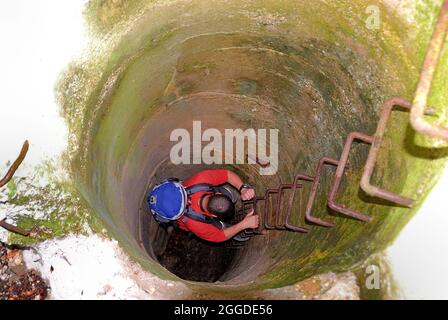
[183,169,227,186]
[198,169,228,175]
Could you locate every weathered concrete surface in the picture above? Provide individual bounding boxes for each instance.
[54,0,448,296]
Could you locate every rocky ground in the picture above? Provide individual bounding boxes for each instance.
[0,241,48,300]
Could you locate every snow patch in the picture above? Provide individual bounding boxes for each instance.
[22,234,189,300]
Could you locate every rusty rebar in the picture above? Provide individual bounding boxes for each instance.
[274,184,291,229]
[360,97,436,206]
[360,97,414,206]
[0,140,29,188]
[264,188,281,230]
[0,219,38,237]
[410,0,448,141]
[244,179,309,233]
[304,157,339,227]
[0,140,38,238]
[328,132,374,222]
[260,179,311,232]
[283,174,313,233]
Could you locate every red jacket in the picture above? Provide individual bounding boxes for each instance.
[178,169,229,242]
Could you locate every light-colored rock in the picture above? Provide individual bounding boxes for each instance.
[22,234,191,300]
[262,272,360,300]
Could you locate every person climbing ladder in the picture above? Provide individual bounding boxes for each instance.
[147,169,259,243]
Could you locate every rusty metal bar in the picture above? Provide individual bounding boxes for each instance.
[283,175,313,233]
[410,0,448,141]
[328,132,374,222]
[275,179,310,228]
[0,140,39,238]
[275,184,297,229]
[275,184,290,229]
[304,157,339,227]
[0,140,29,188]
[360,97,435,206]
[244,179,309,233]
[0,219,37,237]
[360,97,415,206]
[263,189,278,230]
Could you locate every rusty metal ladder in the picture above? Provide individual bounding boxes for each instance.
[241,97,438,236]
[241,1,448,236]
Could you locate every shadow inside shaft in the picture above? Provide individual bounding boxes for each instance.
[154,226,238,283]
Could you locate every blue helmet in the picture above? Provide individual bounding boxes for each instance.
[147,179,187,221]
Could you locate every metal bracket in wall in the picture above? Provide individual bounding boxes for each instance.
[282,174,313,231]
[242,180,310,234]
[410,0,448,141]
[327,132,374,222]
[359,97,433,207]
[264,182,309,233]
[304,157,339,227]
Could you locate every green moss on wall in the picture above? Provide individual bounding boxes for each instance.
[52,0,448,291]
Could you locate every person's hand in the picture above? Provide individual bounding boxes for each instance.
[241,186,255,201]
[241,209,259,229]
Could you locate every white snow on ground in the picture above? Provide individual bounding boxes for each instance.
[22,234,189,300]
